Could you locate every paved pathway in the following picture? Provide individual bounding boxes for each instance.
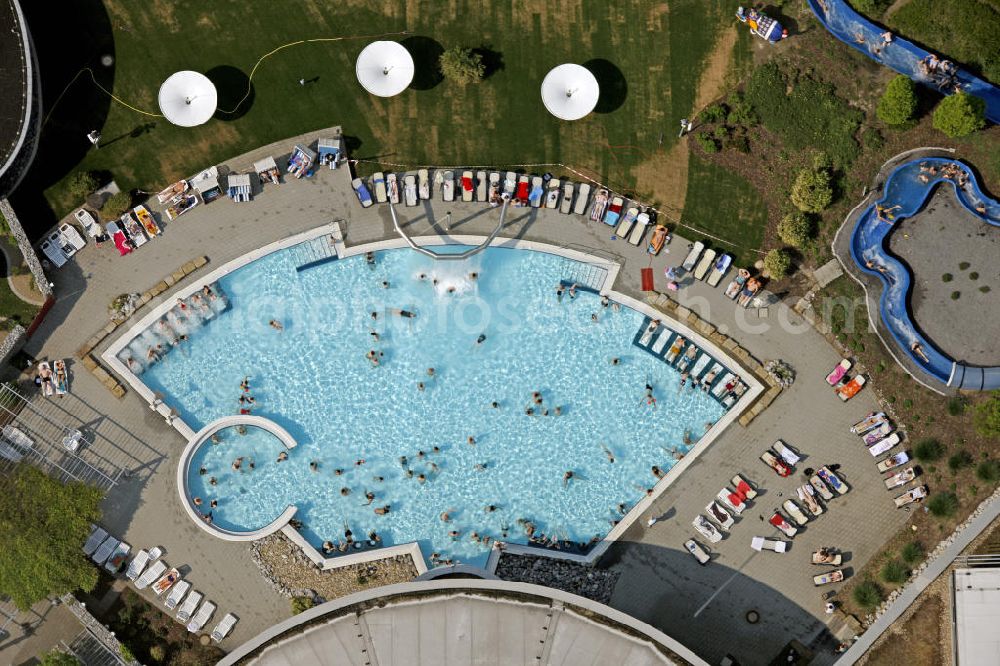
[20,128,910,660]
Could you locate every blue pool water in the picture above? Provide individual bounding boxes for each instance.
[141,245,726,566]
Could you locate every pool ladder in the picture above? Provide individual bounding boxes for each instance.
[295,233,339,272]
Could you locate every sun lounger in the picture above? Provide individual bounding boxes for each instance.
[885,467,917,489]
[121,213,147,247]
[403,175,418,207]
[616,206,638,238]
[629,211,651,245]
[529,176,544,208]
[810,475,834,500]
[694,248,717,280]
[133,206,160,237]
[461,171,474,202]
[574,183,591,215]
[105,541,130,574]
[589,188,608,221]
[665,337,686,364]
[515,176,530,206]
[164,580,191,611]
[211,612,239,642]
[706,501,734,530]
[164,194,198,220]
[647,224,669,255]
[798,485,823,516]
[783,499,809,526]
[725,269,750,299]
[689,353,712,382]
[604,196,623,225]
[894,485,927,508]
[106,221,132,256]
[92,536,119,565]
[868,433,900,457]
[545,179,560,208]
[4,424,34,450]
[0,440,23,462]
[818,466,849,494]
[418,169,430,200]
[476,171,487,202]
[153,567,181,596]
[135,560,167,590]
[733,474,757,500]
[722,382,746,408]
[737,278,762,308]
[769,512,797,538]
[836,375,866,401]
[126,549,150,581]
[651,329,673,355]
[761,450,792,477]
[441,171,455,202]
[877,451,909,473]
[83,525,108,556]
[53,360,69,395]
[851,412,887,435]
[751,536,787,553]
[862,422,893,445]
[814,570,845,586]
[826,359,851,386]
[176,590,202,622]
[560,183,574,213]
[387,173,400,204]
[712,373,737,398]
[693,515,723,543]
[187,600,216,633]
[677,345,698,373]
[487,172,501,204]
[681,242,705,271]
[706,254,732,287]
[718,488,746,514]
[372,172,387,203]
[352,178,373,208]
[700,364,723,391]
[76,207,101,238]
[37,361,54,397]
[639,319,660,346]
[772,440,801,466]
[812,549,842,566]
[157,180,189,204]
[503,171,517,198]
[684,539,711,565]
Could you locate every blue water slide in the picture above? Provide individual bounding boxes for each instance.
[848,157,1000,390]
[806,0,1000,124]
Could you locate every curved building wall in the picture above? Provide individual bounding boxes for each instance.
[0,0,39,196]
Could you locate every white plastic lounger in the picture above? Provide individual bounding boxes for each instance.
[810,475,834,501]
[92,536,119,566]
[176,590,202,622]
[529,176,544,208]
[638,320,659,346]
[211,612,239,642]
[706,501,734,530]
[152,567,181,596]
[772,440,801,466]
[488,172,500,203]
[461,171,474,202]
[418,169,430,200]
[628,211,650,245]
[861,422,893,445]
[813,570,844,586]
[693,248,717,280]
[476,171,487,202]
[387,173,399,204]
[751,536,787,553]
[877,451,909,473]
[818,466,849,494]
[616,206,638,238]
[885,467,917,490]
[651,329,673,355]
[125,549,150,581]
[545,179,560,209]
[503,171,517,197]
[894,485,927,508]
[403,175,418,207]
[135,560,166,590]
[782,499,809,526]
[851,412,886,434]
[187,600,216,633]
[4,425,35,450]
[681,241,705,271]
[83,526,108,556]
[685,539,711,565]
[104,541,130,574]
[701,363,723,389]
[164,580,191,610]
[573,183,591,215]
[733,474,757,500]
[677,346,698,373]
[706,253,732,287]
[689,352,712,380]
[797,485,824,516]
[718,488,746,514]
[868,432,901,457]
[372,172,387,203]
[712,373,736,397]
[441,171,455,202]
[692,515,723,543]
[665,337,686,364]
[560,183,574,213]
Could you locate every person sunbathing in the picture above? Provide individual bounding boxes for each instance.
[910,341,930,364]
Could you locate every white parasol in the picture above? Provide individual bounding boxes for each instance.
[158,71,217,127]
[540,64,600,121]
[356,41,415,97]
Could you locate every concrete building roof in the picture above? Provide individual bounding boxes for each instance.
[220,580,705,666]
[953,568,1000,665]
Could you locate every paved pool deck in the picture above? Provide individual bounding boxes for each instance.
[21,127,908,663]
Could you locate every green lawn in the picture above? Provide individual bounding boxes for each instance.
[678,154,767,266]
[19,0,737,229]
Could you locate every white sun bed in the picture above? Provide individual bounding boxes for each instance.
[651,329,673,355]
[693,248,717,280]
[894,485,927,508]
[573,183,591,215]
[503,171,517,197]
[772,440,801,466]
[885,467,917,489]
[387,173,400,204]
[104,541,130,574]
[733,474,757,500]
[868,432,901,457]
[92,536,119,566]
[706,501,734,530]
[560,182,575,213]
[4,424,34,450]
[461,170,474,202]
[718,488,746,514]
[751,536,787,553]
[638,320,660,346]
[712,373,736,397]
[628,211,650,245]
[797,485,824,516]
[441,171,455,202]
[861,422,893,445]
[125,549,150,581]
[545,179,561,209]
[488,172,500,203]
[689,354,712,381]
[211,612,239,642]
[810,475,834,501]
[693,515,723,543]
[476,171,487,202]
[706,253,732,287]
[665,337,687,364]
[403,175,418,207]
[681,241,705,271]
[782,499,809,526]
[529,176,544,208]
[135,560,167,590]
[818,466,849,495]
[164,580,191,610]
[685,539,711,565]
[616,206,637,239]
[176,590,202,622]
[418,169,430,200]
[83,525,108,556]
[152,567,181,596]
[372,172,387,203]
[187,600,216,633]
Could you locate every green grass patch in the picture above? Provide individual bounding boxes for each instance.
[890,0,1000,84]
[679,154,768,265]
[744,62,862,168]
[0,248,40,330]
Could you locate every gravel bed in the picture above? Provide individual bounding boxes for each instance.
[494,551,619,604]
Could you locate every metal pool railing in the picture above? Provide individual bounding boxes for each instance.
[388,198,510,261]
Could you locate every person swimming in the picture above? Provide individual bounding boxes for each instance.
[476,333,486,345]
[269,319,283,330]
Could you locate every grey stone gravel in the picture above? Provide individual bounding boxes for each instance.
[494,552,619,604]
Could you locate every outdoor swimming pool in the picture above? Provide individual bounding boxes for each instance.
[138,245,727,566]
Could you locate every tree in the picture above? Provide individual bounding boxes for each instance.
[0,466,102,610]
[66,171,98,203]
[100,191,132,220]
[790,167,833,213]
[764,248,792,279]
[40,651,80,666]
[877,76,917,126]
[439,47,485,85]
[933,92,986,138]
[777,211,814,247]
[291,596,314,614]
[973,391,1000,438]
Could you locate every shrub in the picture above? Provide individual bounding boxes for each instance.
[713,125,730,140]
[853,580,883,609]
[947,397,966,416]
[66,171,98,202]
[928,492,959,518]
[948,450,972,473]
[699,103,728,124]
[914,438,945,462]
[880,559,908,584]
[969,271,979,280]
[764,248,792,279]
[777,211,814,247]
[877,76,918,126]
[791,168,833,213]
[900,541,923,565]
[959,261,970,270]
[933,92,986,137]
[696,132,719,153]
[119,644,135,662]
[727,134,750,153]
[291,596,314,614]
[40,651,80,666]
[862,127,884,151]
[976,460,1000,483]
[725,92,756,126]
[439,46,485,85]
[149,644,166,662]
[951,291,961,300]
[101,191,132,219]
[942,273,953,282]
[980,286,991,293]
